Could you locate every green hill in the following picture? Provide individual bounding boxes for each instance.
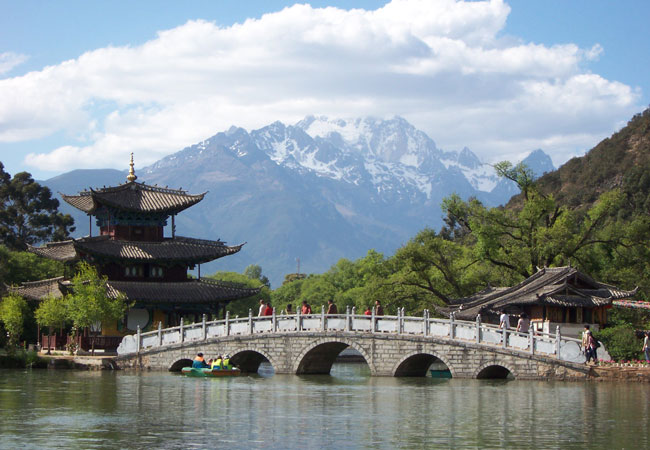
[509,108,650,213]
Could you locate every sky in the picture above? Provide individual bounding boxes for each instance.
[1,0,648,180]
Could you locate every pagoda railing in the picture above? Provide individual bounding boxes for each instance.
[117,307,585,364]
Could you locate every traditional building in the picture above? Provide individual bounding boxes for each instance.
[24,155,260,349]
[447,266,637,336]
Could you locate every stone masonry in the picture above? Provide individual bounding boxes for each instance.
[115,331,591,380]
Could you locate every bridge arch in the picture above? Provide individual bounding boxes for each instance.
[169,358,193,372]
[292,338,375,375]
[392,351,456,377]
[474,362,518,380]
[229,347,278,374]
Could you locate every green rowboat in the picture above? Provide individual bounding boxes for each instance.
[181,367,241,377]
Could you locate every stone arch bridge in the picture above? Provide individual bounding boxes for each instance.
[115,309,590,380]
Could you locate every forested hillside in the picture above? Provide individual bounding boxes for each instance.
[509,107,650,213]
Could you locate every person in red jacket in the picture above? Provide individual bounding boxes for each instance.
[364,307,371,316]
[301,300,312,315]
[263,301,273,316]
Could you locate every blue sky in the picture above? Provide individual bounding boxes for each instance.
[1,0,648,179]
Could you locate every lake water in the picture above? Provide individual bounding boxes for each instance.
[1,363,648,449]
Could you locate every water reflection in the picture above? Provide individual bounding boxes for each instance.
[0,367,649,449]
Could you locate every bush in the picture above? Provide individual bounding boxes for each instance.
[595,324,642,361]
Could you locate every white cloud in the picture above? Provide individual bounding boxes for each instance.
[0,0,642,173]
[0,52,28,75]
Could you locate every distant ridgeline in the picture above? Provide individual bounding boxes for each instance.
[41,116,554,286]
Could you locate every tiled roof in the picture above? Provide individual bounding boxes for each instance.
[61,181,205,214]
[106,279,260,304]
[449,266,636,319]
[74,235,243,264]
[6,277,67,301]
[28,241,77,262]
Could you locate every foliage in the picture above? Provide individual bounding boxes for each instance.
[243,264,270,288]
[595,325,641,362]
[0,163,75,250]
[0,349,48,369]
[35,295,68,331]
[0,245,65,286]
[64,262,128,354]
[206,271,270,318]
[0,294,29,351]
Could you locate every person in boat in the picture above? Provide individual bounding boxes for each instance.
[192,352,209,369]
[222,354,232,370]
[211,355,223,370]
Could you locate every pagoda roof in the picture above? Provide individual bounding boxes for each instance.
[61,181,205,215]
[6,277,68,301]
[29,236,243,265]
[447,266,638,320]
[106,279,260,304]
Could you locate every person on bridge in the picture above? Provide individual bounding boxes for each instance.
[516,313,530,333]
[263,302,273,316]
[327,299,338,315]
[192,353,209,369]
[286,304,293,315]
[499,310,510,329]
[258,299,266,317]
[301,301,312,315]
[375,300,384,316]
[364,307,371,316]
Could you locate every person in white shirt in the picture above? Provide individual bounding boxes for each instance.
[258,299,265,317]
[499,310,510,329]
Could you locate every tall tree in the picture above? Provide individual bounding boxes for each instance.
[0,163,75,250]
[64,262,128,355]
[34,295,68,355]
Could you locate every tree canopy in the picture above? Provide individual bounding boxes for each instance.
[0,162,75,250]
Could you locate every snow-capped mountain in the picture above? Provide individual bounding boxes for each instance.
[48,116,553,286]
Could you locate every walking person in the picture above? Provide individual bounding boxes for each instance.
[327,299,338,315]
[258,299,265,317]
[499,310,510,329]
[643,331,650,363]
[585,329,598,364]
[516,313,530,333]
[375,300,384,316]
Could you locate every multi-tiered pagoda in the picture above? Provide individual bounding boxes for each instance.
[24,155,259,349]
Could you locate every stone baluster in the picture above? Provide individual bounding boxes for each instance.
[297,307,302,332]
[449,312,455,339]
[136,325,141,353]
[202,314,207,341]
[157,321,162,347]
[345,306,351,332]
[475,314,481,344]
[397,308,404,334]
[351,307,356,332]
[502,324,507,349]
[529,328,534,355]
[248,309,253,335]
[555,326,561,357]
[371,307,376,334]
[272,307,277,332]
[321,305,326,331]
[224,311,230,337]
[423,309,428,337]
[180,318,184,343]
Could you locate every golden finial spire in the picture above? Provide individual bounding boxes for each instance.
[126,153,137,182]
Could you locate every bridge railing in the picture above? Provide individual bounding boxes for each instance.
[117,306,584,363]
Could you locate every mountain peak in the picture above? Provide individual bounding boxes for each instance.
[522,149,554,178]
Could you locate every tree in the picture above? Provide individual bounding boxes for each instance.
[0,294,29,353]
[34,295,68,355]
[0,162,75,250]
[243,264,270,288]
[207,271,269,318]
[64,262,128,355]
[0,245,65,286]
